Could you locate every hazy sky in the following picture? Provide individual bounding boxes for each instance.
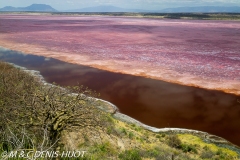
[0,0,239,10]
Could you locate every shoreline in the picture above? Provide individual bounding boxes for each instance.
[7,62,240,151]
[0,44,239,96]
[1,12,240,21]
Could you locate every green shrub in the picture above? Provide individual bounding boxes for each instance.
[91,142,115,155]
[97,143,109,152]
[200,150,215,159]
[119,149,142,160]
[121,128,127,135]
[216,149,223,155]
[107,126,113,135]
[167,135,182,148]
[203,146,210,151]
[180,144,198,154]
[132,125,142,132]
[156,135,161,138]
[131,124,136,128]
[145,149,159,157]
[106,114,114,123]
[128,132,134,139]
[216,149,229,159]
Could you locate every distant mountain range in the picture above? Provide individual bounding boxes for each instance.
[0,4,57,12]
[0,4,240,13]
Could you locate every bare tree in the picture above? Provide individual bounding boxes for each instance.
[0,62,107,152]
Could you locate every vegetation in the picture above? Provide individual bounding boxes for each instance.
[0,61,239,160]
[167,134,182,149]
[0,62,110,153]
[119,149,141,160]
[1,12,240,20]
[55,12,240,20]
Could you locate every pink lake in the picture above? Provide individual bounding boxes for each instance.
[0,14,240,95]
[0,14,240,146]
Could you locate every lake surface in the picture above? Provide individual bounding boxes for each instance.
[1,15,240,95]
[0,48,240,146]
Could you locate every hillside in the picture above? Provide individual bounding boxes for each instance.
[0,61,239,159]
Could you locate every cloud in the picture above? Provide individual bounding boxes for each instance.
[66,0,73,4]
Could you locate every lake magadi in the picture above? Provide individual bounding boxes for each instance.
[0,14,240,95]
[1,48,239,146]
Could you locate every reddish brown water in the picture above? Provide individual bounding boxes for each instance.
[1,49,240,146]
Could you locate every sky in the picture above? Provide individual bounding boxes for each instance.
[0,0,239,10]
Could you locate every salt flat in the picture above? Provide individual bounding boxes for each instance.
[0,14,240,94]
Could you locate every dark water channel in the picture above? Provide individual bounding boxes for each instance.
[0,48,240,146]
